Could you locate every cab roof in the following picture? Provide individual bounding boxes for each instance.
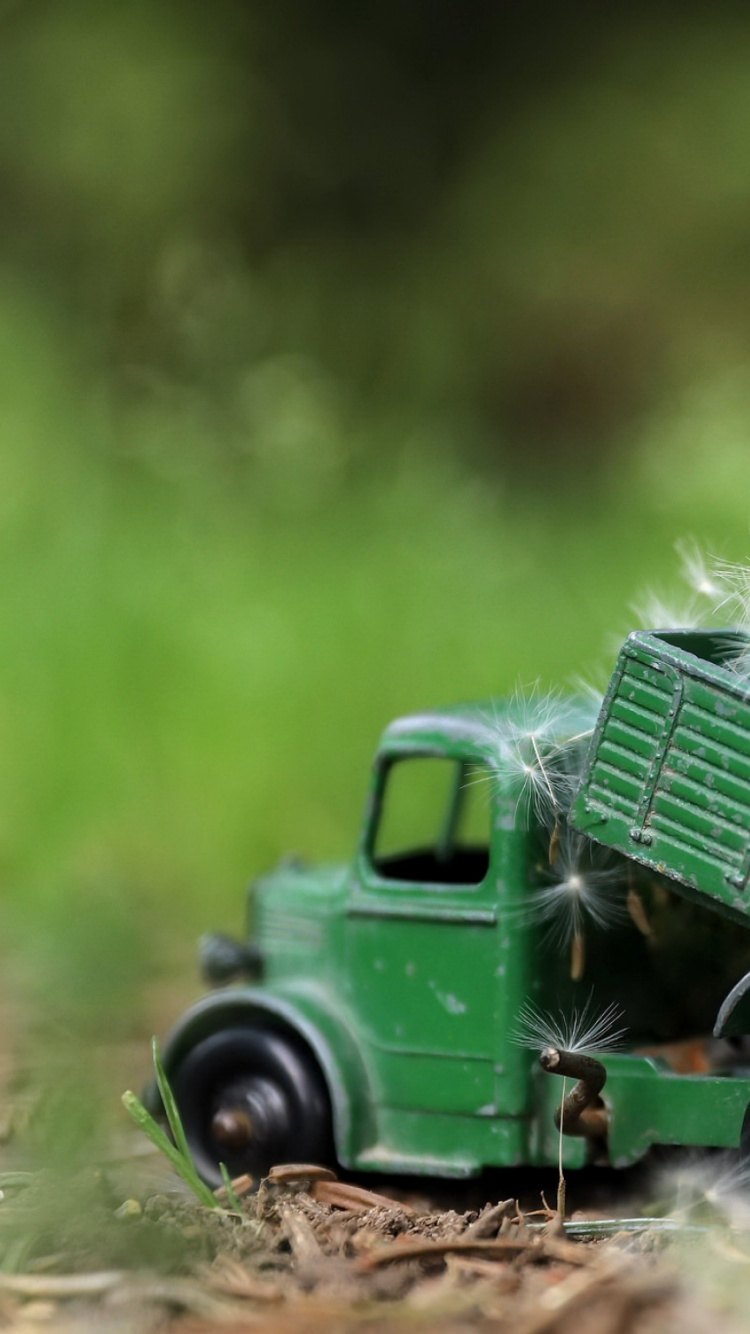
[379,694,600,765]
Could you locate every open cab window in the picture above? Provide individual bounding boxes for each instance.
[368,755,491,886]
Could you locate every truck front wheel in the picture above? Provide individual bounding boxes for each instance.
[171,1026,332,1187]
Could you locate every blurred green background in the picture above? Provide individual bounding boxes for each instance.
[2,0,750,1059]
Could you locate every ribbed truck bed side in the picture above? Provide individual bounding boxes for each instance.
[569,629,750,924]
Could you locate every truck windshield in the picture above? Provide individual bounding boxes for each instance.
[370,756,490,886]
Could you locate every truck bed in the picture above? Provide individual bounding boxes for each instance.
[569,628,750,924]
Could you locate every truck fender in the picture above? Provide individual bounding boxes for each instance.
[148,985,376,1167]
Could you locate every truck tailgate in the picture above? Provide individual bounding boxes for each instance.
[569,628,750,923]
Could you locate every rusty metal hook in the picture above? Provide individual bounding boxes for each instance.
[539,1046,609,1139]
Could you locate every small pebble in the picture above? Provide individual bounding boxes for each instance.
[114,1199,142,1220]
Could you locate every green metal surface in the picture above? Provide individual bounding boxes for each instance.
[570,629,750,924]
[604,1053,750,1165]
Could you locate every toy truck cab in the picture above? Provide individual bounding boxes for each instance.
[157,699,586,1184]
[155,682,750,1187]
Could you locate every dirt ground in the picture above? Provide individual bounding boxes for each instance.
[0,1148,749,1334]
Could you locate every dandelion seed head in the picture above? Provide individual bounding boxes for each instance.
[512,994,627,1056]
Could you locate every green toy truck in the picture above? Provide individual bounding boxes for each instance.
[154,631,750,1187]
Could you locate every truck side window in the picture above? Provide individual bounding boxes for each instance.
[370,757,490,886]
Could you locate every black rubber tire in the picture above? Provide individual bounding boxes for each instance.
[172,1026,332,1187]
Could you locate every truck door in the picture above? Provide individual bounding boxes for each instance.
[345,752,501,1116]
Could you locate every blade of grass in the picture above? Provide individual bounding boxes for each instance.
[219,1163,243,1212]
[151,1037,197,1170]
[121,1089,218,1210]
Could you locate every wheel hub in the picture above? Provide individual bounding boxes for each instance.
[211,1107,254,1149]
[210,1076,292,1162]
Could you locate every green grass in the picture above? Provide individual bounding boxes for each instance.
[122,1038,219,1209]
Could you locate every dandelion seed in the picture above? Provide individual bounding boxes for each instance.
[626,884,653,938]
[698,1160,750,1230]
[662,1153,750,1231]
[569,932,585,983]
[730,651,750,686]
[568,673,605,712]
[631,540,743,636]
[631,540,728,633]
[707,625,750,689]
[482,686,597,828]
[708,558,750,680]
[513,993,626,1222]
[710,557,750,627]
[676,538,724,603]
[511,831,627,951]
[630,591,708,632]
[538,849,625,945]
[511,993,627,1056]
[705,628,750,689]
